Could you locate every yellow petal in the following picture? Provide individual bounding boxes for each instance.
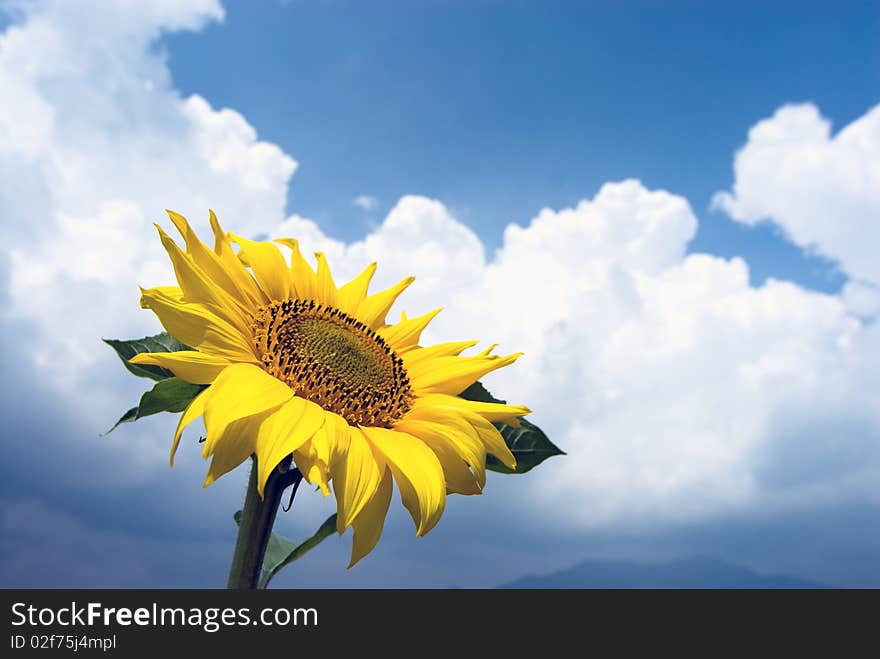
[331,423,382,532]
[166,210,251,307]
[401,341,479,367]
[229,233,291,302]
[129,350,233,384]
[274,238,317,300]
[293,437,331,496]
[395,416,487,489]
[355,276,415,330]
[209,210,229,255]
[154,225,250,330]
[336,262,376,315]
[308,420,332,468]
[405,396,521,470]
[361,426,445,536]
[292,418,335,497]
[254,396,325,496]
[203,411,271,487]
[201,363,292,457]
[139,287,257,362]
[468,413,517,471]
[348,468,392,568]
[408,352,524,395]
[307,464,330,495]
[149,285,183,300]
[209,210,266,305]
[378,308,442,351]
[170,387,210,466]
[408,423,482,495]
[314,252,339,307]
[411,393,531,427]
[325,410,353,464]
[410,404,516,470]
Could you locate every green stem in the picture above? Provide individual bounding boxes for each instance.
[227,455,299,589]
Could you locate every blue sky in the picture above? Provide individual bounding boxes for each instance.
[0,0,878,589]
[165,0,878,292]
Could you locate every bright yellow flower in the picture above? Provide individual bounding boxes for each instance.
[131,210,529,566]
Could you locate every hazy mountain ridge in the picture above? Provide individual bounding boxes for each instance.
[500,555,830,589]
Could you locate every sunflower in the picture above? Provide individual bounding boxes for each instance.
[130,210,529,566]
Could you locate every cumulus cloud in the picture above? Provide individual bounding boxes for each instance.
[712,102,880,289]
[1,0,878,579]
[282,182,880,527]
[352,194,379,211]
[274,196,486,299]
[1,0,295,397]
[0,0,296,503]
[842,280,880,317]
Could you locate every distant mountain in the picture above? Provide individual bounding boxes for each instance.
[500,555,829,589]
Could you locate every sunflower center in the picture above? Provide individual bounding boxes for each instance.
[251,299,412,427]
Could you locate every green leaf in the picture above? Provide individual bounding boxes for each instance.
[459,381,565,474]
[487,418,565,474]
[459,381,503,404]
[108,406,139,430]
[104,377,205,434]
[234,511,338,589]
[103,332,190,381]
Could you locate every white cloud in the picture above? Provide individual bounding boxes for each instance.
[274,195,486,300]
[842,280,880,317]
[352,194,379,211]
[0,0,295,396]
[712,102,880,287]
[283,182,880,527]
[0,0,878,548]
